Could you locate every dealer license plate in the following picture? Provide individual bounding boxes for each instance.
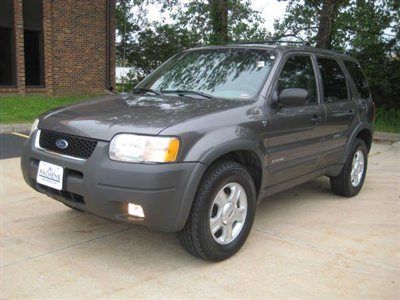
[36,161,64,190]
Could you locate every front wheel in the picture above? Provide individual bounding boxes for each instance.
[330,138,368,197]
[178,161,257,261]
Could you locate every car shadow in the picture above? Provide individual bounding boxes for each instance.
[32,176,339,271]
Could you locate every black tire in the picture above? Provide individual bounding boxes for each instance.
[178,160,257,261]
[330,138,368,197]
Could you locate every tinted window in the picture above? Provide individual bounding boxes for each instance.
[278,55,317,104]
[23,0,44,86]
[317,57,348,102]
[0,0,14,28]
[138,49,274,100]
[23,0,43,31]
[344,61,370,99]
[0,0,15,86]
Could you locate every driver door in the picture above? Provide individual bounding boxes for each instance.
[267,54,325,186]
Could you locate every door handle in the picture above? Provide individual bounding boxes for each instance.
[310,115,322,124]
[348,109,356,120]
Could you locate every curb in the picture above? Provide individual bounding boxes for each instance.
[0,123,32,134]
[373,131,400,144]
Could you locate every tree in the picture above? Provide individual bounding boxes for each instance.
[172,0,268,44]
[316,0,348,49]
[115,0,269,88]
[116,0,200,86]
[209,0,229,44]
[275,0,399,107]
[274,0,349,48]
[334,0,399,107]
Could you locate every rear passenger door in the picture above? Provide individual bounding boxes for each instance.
[343,60,373,124]
[316,56,358,167]
[267,54,325,186]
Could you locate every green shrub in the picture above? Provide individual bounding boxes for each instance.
[375,107,400,133]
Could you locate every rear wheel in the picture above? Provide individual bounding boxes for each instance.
[330,138,368,197]
[178,161,256,261]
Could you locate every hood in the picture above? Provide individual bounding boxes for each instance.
[39,94,249,140]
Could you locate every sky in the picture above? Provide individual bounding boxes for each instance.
[146,0,288,33]
[251,0,288,32]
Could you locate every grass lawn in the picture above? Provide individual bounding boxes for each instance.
[1,95,399,133]
[0,94,99,124]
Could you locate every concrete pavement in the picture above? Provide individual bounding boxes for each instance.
[1,143,399,299]
[0,133,29,159]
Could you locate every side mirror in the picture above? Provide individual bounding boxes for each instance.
[278,88,309,106]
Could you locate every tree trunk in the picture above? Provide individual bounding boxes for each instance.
[209,0,229,44]
[316,0,337,49]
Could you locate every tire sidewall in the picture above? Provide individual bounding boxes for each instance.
[199,165,257,260]
[346,139,368,195]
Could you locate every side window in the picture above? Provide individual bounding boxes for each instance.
[344,60,370,99]
[278,55,317,104]
[317,57,349,102]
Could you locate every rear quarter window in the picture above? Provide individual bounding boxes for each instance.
[344,60,370,99]
[317,57,349,102]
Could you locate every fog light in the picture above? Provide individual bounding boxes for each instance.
[128,203,145,218]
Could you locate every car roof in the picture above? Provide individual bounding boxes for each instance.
[187,43,355,61]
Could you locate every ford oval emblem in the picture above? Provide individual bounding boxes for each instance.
[55,139,68,149]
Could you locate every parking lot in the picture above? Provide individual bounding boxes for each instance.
[1,136,399,299]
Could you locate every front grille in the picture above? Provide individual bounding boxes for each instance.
[39,130,98,159]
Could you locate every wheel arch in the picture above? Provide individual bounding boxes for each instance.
[345,123,373,161]
[175,146,264,233]
[356,128,373,152]
[199,142,265,199]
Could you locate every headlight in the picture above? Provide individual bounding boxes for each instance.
[30,118,39,136]
[109,134,180,163]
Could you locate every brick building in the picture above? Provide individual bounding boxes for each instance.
[0,0,115,95]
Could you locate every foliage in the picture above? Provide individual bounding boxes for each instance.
[115,0,269,88]
[116,0,201,85]
[275,0,400,108]
[0,95,97,124]
[333,0,400,108]
[374,107,400,133]
[122,24,200,83]
[116,0,399,111]
[172,0,268,44]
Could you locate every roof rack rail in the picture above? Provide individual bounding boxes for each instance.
[331,49,352,55]
[230,40,312,47]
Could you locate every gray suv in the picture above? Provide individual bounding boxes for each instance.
[21,44,375,261]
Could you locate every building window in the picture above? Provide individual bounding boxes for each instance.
[0,0,16,86]
[23,0,44,86]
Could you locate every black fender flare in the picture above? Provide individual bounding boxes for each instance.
[199,139,265,167]
[175,139,266,231]
[344,123,374,162]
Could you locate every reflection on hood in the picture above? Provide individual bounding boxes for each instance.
[39,94,250,140]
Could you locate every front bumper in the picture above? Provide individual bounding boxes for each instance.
[21,130,207,232]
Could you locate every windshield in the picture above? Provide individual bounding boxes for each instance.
[136,48,275,100]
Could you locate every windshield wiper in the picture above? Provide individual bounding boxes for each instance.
[161,90,215,100]
[131,88,162,95]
